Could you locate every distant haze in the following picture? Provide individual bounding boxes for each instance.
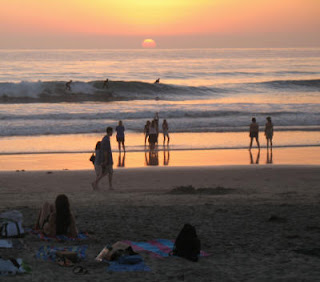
[1,0,319,49]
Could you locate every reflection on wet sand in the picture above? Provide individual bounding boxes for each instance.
[117,152,126,167]
[145,149,159,166]
[163,146,170,166]
[144,146,170,166]
[266,148,273,164]
[249,150,260,164]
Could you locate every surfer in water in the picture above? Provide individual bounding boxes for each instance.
[65,80,72,91]
[154,78,160,84]
[103,78,109,88]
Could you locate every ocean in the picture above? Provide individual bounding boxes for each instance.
[0,48,319,154]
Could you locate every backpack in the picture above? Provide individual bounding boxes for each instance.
[172,223,201,262]
[0,210,24,238]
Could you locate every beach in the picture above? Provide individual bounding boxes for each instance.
[0,48,319,281]
[1,165,320,281]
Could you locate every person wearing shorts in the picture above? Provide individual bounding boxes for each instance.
[92,127,114,190]
[249,117,260,150]
[116,120,125,152]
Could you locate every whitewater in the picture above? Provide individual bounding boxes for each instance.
[0,48,319,153]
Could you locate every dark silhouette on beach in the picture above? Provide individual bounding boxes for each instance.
[154,78,160,84]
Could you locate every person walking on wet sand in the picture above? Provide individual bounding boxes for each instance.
[249,117,260,150]
[92,127,114,190]
[65,80,72,91]
[265,116,274,149]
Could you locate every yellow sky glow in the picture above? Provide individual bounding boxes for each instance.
[0,0,319,48]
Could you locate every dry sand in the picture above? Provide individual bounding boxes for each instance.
[1,166,320,281]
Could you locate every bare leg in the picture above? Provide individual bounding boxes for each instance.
[118,142,121,152]
[256,138,260,150]
[122,141,125,152]
[249,138,253,150]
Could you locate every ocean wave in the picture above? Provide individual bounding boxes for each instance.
[0,80,215,102]
[256,79,320,89]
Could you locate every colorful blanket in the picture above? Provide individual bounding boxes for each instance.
[27,229,88,241]
[36,245,87,262]
[122,239,209,259]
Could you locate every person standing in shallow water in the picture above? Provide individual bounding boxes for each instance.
[162,119,170,145]
[249,117,260,150]
[115,120,125,152]
[92,127,114,190]
[265,116,274,149]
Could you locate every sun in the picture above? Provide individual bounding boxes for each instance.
[142,39,157,48]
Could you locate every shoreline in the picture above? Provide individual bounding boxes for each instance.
[0,146,319,171]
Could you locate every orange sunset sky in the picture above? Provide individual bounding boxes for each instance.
[0,0,319,48]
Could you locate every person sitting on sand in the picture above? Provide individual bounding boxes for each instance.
[35,194,78,237]
[154,78,160,84]
[249,117,260,150]
[265,116,274,149]
[65,80,72,91]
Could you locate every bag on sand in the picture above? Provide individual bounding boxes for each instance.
[0,211,24,238]
[172,223,200,262]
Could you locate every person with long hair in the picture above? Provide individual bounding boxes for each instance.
[35,194,78,237]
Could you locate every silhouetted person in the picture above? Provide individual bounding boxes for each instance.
[103,78,109,88]
[144,120,151,145]
[249,117,260,150]
[116,120,125,152]
[265,116,274,150]
[154,78,160,84]
[162,119,170,145]
[65,80,72,91]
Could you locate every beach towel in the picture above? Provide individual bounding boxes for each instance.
[107,255,151,272]
[122,239,209,259]
[27,228,88,241]
[36,245,87,262]
[0,258,31,276]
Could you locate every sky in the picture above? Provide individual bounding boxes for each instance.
[1,0,320,48]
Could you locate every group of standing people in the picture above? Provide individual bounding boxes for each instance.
[144,113,170,149]
[249,116,274,150]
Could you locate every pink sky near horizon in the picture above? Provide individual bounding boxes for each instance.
[1,0,320,48]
